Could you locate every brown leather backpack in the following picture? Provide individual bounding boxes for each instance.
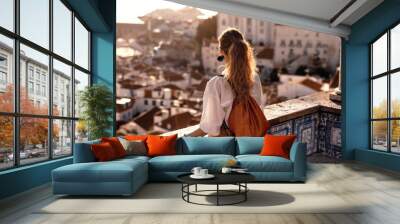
[219,86,270,137]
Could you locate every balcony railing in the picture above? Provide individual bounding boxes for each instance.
[164,91,341,158]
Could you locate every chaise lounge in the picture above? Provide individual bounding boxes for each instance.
[52,137,306,196]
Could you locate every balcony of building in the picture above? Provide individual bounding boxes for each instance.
[0,2,400,223]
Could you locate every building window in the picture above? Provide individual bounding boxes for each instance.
[0,71,6,85]
[289,40,295,48]
[42,85,46,97]
[0,0,92,170]
[0,54,7,67]
[280,40,286,47]
[296,40,302,48]
[36,83,40,95]
[246,18,251,25]
[28,67,34,80]
[0,53,7,86]
[27,82,33,94]
[370,23,400,153]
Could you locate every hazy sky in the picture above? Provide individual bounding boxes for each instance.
[117,0,217,24]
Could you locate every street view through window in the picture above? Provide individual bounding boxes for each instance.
[0,0,90,170]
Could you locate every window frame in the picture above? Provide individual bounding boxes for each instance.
[0,0,92,171]
[370,21,400,154]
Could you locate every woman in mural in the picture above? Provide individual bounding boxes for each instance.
[189,28,269,137]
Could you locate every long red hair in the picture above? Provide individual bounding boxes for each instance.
[219,28,256,99]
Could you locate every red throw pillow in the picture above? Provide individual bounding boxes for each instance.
[91,142,117,162]
[124,135,148,141]
[260,134,297,159]
[146,134,177,157]
[101,137,126,158]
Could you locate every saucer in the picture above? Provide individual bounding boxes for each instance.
[190,174,215,179]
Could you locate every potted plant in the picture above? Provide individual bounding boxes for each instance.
[79,84,113,140]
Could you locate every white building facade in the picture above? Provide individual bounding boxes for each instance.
[0,43,73,146]
[217,13,275,47]
[273,25,341,73]
[201,39,222,74]
[214,13,340,74]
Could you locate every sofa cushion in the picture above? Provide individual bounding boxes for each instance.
[73,140,100,163]
[149,154,235,172]
[236,137,264,155]
[119,138,147,156]
[101,137,127,158]
[53,158,147,183]
[236,155,293,172]
[177,137,236,155]
[124,135,148,141]
[147,134,177,157]
[91,142,118,161]
[260,134,297,159]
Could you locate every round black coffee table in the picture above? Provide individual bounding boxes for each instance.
[177,173,255,206]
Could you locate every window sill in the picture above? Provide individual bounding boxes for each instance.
[0,156,72,176]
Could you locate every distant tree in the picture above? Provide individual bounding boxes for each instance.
[312,67,330,80]
[372,100,388,141]
[295,65,308,75]
[280,67,289,74]
[196,16,217,45]
[0,85,59,150]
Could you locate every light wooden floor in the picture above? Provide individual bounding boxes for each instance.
[1,162,400,224]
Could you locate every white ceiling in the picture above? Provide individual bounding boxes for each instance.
[227,0,352,23]
[168,0,384,38]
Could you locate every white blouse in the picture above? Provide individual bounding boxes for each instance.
[199,75,264,136]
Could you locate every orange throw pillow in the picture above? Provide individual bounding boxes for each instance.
[124,135,148,141]
[91,142,117,162]
[146,134,177,157]
[101,137,126,158]
[260,134,297,159]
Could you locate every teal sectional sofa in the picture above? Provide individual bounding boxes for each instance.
[52,137,306,196]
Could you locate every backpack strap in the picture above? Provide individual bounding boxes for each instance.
[217,74,233,136]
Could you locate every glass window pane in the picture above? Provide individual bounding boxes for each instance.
[372,33,387,76]
[391,24,400,70]
[20,44,49,115]
[53,59,72,117]
[391,72,400,118]
[372,121,388,151]
[0,116,14,170]
[0,35,14,112]
[53,119,72,157]
[53,0,72,60]
[372,76,387,119]
[20,0,49,49]
[0,0,14,31]
[74,69,89,118]
[391,120,400,153]
[20,117,49,165]
[75,18,89,70]
[75,120,88,143]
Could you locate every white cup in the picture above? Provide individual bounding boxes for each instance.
[191,167,202,176]
[200,169,208,176]
[221,167,232,174]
